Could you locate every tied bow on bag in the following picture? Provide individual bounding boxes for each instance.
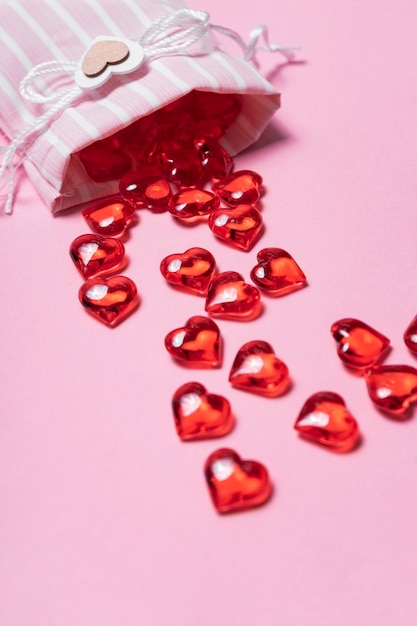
[0,4,297,214]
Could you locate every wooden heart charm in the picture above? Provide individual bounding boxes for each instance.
[75,36,145,89]
[229,340,290,397]
[160,247,216,295]
[70,234,125,279]
[82,40,130,77]
[331,318,390,371]
[164,315,222,368]
[172,382,234,440]
[294,391,360,452]
[79,276,139,327]
[204,448,272,513]
[205,271,261,320]
[250,248,307,296]
[364,364,417,417]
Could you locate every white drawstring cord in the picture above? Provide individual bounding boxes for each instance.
[0,8,297,214]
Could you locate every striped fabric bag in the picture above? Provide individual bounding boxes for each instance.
[0,0,292,214]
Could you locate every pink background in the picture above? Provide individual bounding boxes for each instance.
[1,0,417,624]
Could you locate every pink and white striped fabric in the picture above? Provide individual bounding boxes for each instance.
[0,0,280,213]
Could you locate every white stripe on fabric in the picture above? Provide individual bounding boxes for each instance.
[238,58,277,93]
[25,144,63,189]
[83,0,125,37]
[0,25,36,72]
[64,108,101,140]
[42,129,72,158]
[42,0,92,46]
[210,51,247,90]
[0,25,61,100]
[0,63,72,162]
[22,160,56,207]
[32,159,62,190]
[9,0,69,61]
[122,0,153,29]
[0,73,36,126]
[182,56,220,90]
[151,60,190,91]
[91,92,132,126]
[125,80,163,108]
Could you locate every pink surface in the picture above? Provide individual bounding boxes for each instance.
[1,1,417,624]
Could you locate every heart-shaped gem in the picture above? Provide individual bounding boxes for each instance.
[195,137,233,181]
[79,276,139,327]
[119,166,172,212]
[78,139,132,183]
[404,315,417,355]
[208,205,263,251]
[70,234,125,279]
[294,391,360,452]
[82,196,135,237]
[164,315,222,368]
[172,382,234,440]
[160,248,216,295]
[250,248,307,296]
[229,340,290,397]
[205,271,261,320]
[204,448,272,513]
[82,39,130,77]
[364,364,417,417]
[116,113,164,162]
[212,170,262,206]
[189,91,242,138]
[331,318,390,371]
[160,146,205,187]
[168,189,220,222]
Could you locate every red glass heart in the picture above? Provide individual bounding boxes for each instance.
[250,248,307,296]
[164,315,222,368]
[79,275,139,327]
[168,189,220,222]
[160,147,205,187]
[172,382,234,440]
[116,113,164,161]
[204,448,272,513]
[212,170,262,206]
[294,391,360,452]
[160,247,216,295]
[82,196,135,237]
[78,138,131,182]
[163,92,241,140]
[119,167,172,212]
[70,234,125,279]
[229,340,290,397]
[208,205,263,251]
[364,364,417,417]
[205,271,261,321]
[331,318,390,371]
[195,137,233,181]
[404,315,417,355]
[190,91,242,137]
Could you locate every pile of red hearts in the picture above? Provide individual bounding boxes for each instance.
[69,91,417,514]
